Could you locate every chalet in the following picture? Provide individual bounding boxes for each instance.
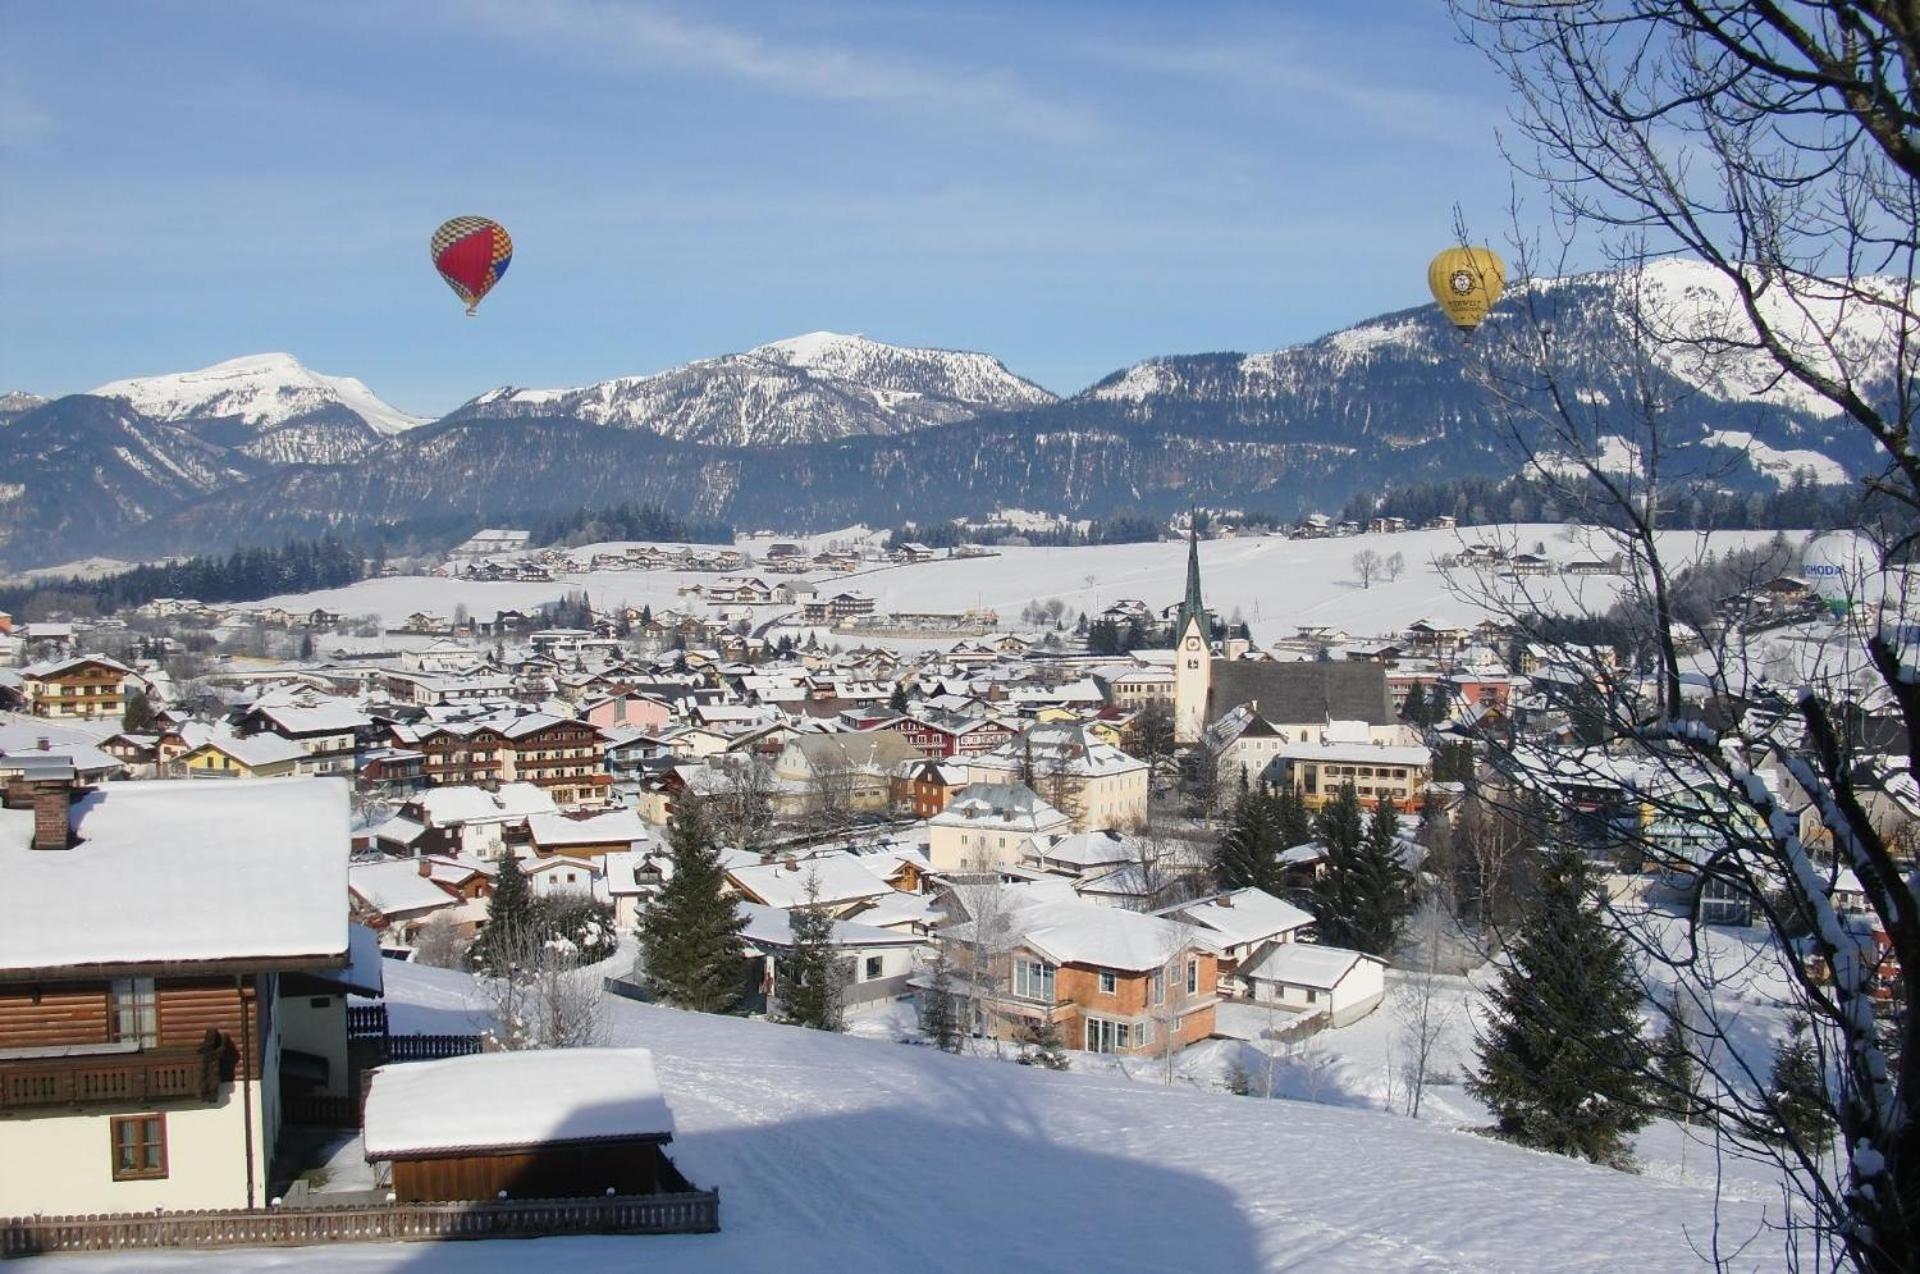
[380,783,559,859]
[348,858,485,948]
[21,655,131,720]
[173,733,308,780]
[414,713,610,807]
[942,896,1221,1055]
[235,701,368,777]
[361,1049,696,1203]
[891,542,938,563]
[1507,553,1553,576]
[0,774,355,1214]
[890,712,1018,760]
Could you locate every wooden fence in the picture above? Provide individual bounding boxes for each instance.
[2,1191,720,1256]
[345,1004,389,1040]
[382,1033,483,1063]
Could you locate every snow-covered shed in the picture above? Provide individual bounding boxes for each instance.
[362,1048,692,1203]
[1239,944,1386,1027]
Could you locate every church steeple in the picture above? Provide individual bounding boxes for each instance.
[1176,514,1208,643]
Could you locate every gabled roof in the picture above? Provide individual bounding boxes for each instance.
[1164,888,1315,947]
[727,852,894,910]
[1206,661,1394,728]
[985,896,1217,973]
[1240,942,1381,989]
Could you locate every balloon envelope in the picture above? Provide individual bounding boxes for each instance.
[430,216,513,315]
[1427,246,1506,331]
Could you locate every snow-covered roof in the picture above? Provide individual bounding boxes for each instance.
[984,897,1216,973]
[1276,741,1433,766]
[1241,942,1381,989]
[362,1048,673,1158]
[251,701,371,734]
[527,808,650,849]
[413,782,557,825]
[0,778,349,975]
[1165,888,1315,947]
[188,732,307,769]
[728,853,893,909]
[737,902,924,950]
[349,859,457,919]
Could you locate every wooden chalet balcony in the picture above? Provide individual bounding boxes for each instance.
[0,1031,223,1111]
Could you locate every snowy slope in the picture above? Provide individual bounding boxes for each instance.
[91,353,427,437]
[0,390,48,423]
[62,958,1791,1273]
[458,332,1055,446]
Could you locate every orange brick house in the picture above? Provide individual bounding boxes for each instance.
[944,895,1220,1056]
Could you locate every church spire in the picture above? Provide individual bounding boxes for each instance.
[1177,513,1208,642]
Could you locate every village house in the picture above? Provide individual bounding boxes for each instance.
[926,783,1072,872]
[1160,888,1317,996]
[234,701,369,777]
[173,732,309,780]
[414,713,611,807]
[1239,944,1388,1027]
[0,773,356,1214]
[725,852,896,919]
[21,655,132,720]
[374,783,559,859]
[890,756,971,818]
[941,895,1221,1056]
[740,903,925,1012]
[1267,737,1434,812]
[965,723,1149,832]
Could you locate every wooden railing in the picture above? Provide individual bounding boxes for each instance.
[0,1031,222,1112]
[382,1033,482,1062]
[345,1004,389,1040]
[1,1191,721,1256]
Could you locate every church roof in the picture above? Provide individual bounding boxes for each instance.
[1175,520,1208,639]
[1205,661,1394,728]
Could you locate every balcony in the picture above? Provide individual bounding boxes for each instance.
[0,1031,223,1111]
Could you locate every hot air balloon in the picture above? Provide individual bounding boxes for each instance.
[1427,245,1505,334]
[430,216,513,316]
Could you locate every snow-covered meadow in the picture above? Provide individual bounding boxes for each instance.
[61,954,1799,1273]
[256,524,1801,642]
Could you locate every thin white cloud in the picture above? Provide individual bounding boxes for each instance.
[450,0,1102,143]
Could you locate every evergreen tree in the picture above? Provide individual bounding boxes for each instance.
[474,850,537,975]
[922,949,962,1053]
[1653,986,1699,1120]
[120,688,156,733]
[1019,1016,1070,1070]
[1214,789,1282,893]
[889,683,909,713]
[1468,844,1653,1165]
[1311,792,1415,956]
[638,799,749,1013]
[776,875,847,1031]
[1272,782,1313,850]
[1767,1013,1836,1149]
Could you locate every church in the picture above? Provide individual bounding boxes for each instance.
[1167,523,1401,747]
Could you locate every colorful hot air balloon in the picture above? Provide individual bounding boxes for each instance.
[1427,245,1505,333]
[430,216,513,316]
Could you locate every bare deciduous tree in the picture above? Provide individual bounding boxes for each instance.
[1444,5,1920,1264]
[1352,549,1383,590]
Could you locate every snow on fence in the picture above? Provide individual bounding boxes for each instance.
[1,1191,721,1256]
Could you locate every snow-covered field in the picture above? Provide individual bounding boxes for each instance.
[63,957,1795,1273]
[256,524,1800,642]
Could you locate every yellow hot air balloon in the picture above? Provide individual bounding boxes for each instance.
[1427,246,1506,333]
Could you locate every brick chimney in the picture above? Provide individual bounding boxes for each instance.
[30,783,73,851]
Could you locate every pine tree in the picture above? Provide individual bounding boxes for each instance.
[888,683,909,713]
[1311,784,1415,953]
[776,875,847,1031]
[1272,782,1313,850]
[1767,1013,1836,1149]
[120,688,155,733]
[474,850,537,976]
[1468,844,1653,1165]
[1019,1016,1070,1070]
[638,799,749,1013]
[922,949,962,1053]
[1214,790,1282,893]
[1653,986,1699,1120]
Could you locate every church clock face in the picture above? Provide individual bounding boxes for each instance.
[1185,637,1200,651]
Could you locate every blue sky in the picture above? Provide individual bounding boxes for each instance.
[0,1,1536,413]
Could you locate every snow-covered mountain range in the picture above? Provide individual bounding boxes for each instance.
[2,260,1898,567]
[84,353,428,465]
[456,331,1055,447]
